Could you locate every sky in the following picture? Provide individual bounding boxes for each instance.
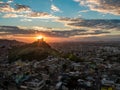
[0,0,120,42]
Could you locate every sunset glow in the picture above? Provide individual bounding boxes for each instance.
[36,36,43,40]
[0,0,120,42]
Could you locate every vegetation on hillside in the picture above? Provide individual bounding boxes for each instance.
[8,41,59,62]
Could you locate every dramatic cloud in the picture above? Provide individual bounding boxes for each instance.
[14,4,32,14]
[52,29,87,37]
[0,1,57,19]
[0,26,34,35]
[58,17,120,31]
[0,2,31,13]
[15,4,30,11]
[28,12,49,17]
[92,30,110,35]
[0,26,111,38]
[28,12,58,19]
[74,0,120,15]
[0,2,31,18]
[68,20,120,30]
[58,17,82,23]
[0,2,14,13]
[2,11,57,19]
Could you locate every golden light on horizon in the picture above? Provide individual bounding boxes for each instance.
[36,35,43,40]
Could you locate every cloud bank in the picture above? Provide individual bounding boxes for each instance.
[0,1,57,19]
[74,0,120,15]
[0,26,111,38]
[58,17,120,31]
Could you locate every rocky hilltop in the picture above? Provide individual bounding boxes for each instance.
[8,39,59,62]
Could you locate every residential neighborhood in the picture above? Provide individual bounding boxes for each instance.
[0,40,120,90]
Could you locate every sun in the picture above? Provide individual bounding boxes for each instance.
[36,35,43,40]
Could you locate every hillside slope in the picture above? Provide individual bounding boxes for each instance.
[8,40,59,62]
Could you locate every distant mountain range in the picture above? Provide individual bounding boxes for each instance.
[0,39,25,47]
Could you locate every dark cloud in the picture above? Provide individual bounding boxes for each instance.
[58,17,82,22]
[51,29,87,37]
[0,2,31,13]
[29,12,49,17]
[52,30,110,37]
[0,1,56,19]
[94,30,110,34]
[15,4,30,10]
[0,2,14,13]
[0,26,34,35]
[74,0,120,15]
[0,26,110,37]
[58,18,120,30]
[68,20,120,30]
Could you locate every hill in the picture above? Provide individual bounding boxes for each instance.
[8,40,59,62]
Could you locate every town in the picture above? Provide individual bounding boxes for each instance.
[0,39,120,90]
